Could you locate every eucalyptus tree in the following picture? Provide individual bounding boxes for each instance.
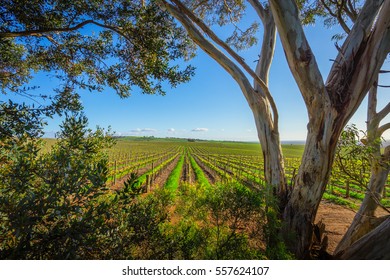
[269,0,390,258]
[310,3,390,253]
[0,0,196,259]
[158,0,390,259]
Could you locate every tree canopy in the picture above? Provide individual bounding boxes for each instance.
[0,0,195,104]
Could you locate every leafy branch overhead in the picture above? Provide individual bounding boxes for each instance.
[0,0,195,98]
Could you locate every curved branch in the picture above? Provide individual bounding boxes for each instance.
[378,122,390,137]
[159,1,254,101]
[247,0,266,19]
[320,0,351,33]
[166,0,279,130]
[377,102,390,122]
[0,20,129,40]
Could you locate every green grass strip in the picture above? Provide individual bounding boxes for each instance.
[164,154,184,191]
[323,192,358,210]
[189,154,211,188]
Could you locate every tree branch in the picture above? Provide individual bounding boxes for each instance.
[337,0,351,33]
[159,1,255,102]
[166,0,279,130]
[378,122,390,137]
[0,19,129,40]
[344,0,358,22]
[269,0,325,114]
[367,79,378,122]
[377,102,390,122]
[329,0,385,70]
[247,0,266,19]
[326,0,389,112]
[346,0,358,21]
[338,216,390,259]
[320,0,351,33]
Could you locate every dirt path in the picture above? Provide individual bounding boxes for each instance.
[151,155,180,189]
[315,201,388,254]
[315,202,356,254]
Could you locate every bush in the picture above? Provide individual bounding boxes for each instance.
[0,113,115,259]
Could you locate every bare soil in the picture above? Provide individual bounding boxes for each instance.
[315,201,388,254]
[315,201,356,254]
[151,155,180,190]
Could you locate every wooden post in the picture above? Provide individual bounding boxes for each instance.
[188,163,191,184]
[151,162,154,188]
[113,160,117,185]
[346,180,350,198]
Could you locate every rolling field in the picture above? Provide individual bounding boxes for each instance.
[101,137,390,209]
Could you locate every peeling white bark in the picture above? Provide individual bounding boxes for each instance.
[270,0,390,258]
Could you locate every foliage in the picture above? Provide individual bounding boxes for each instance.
[0,112,115,259]
[1,0,195,98]
[177,0,259,51]
[165,182,291,259]
[332,124,374,190]
[296,0,363,40]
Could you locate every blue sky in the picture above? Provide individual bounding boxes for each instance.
[11,8,390,142]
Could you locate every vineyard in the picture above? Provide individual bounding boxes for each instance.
[107,138,390,210]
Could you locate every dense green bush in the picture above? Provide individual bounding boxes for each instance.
[0,113,115,259]
[162,182,292,260]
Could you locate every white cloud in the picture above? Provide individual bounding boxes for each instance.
[168,128,175,132]
[130,128,157,134]
[192,128,209,132]
[141,128,157,132]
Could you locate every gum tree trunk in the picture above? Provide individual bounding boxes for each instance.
[282,109,345,257]
[269,0,390,258]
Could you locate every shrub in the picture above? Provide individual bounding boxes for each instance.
[0,113,115,259]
